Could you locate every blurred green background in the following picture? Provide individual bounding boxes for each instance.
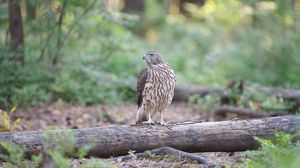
[0,0,299,109]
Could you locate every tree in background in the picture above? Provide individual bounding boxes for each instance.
[8,0,24,65]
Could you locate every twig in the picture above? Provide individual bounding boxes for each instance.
[53,0,68,65]
[60,0,97,47]
[38,0,68,61]
[5,29,9,45]
[40,0,97,63]
[38,26,56,61]
[112,147,223,167]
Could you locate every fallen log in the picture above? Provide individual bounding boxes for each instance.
[174,83,300,111]
[0,115,299,158]
[173,84,224,102]
[174,83,300,102]
[214,105,287,120]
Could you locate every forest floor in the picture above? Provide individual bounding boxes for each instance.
[15,102,245,167]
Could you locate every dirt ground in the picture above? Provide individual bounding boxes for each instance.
[13,102,245,167]
[16,102,205,131]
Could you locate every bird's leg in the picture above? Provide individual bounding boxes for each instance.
[146,113,155,125]
[159,111,166,125]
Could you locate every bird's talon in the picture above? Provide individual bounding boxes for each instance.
[166,125,172,130]
[146,120,155,125]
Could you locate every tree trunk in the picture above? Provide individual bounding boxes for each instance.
[122,0,145,13]
[8,0,25,64]
[0,115,299,158]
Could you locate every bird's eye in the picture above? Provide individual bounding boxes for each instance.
[149,53,154,57]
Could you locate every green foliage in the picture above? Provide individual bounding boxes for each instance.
[130,0,168,32]
[260,96,294,112]
[0,143,114,168]
[0,1,137,107]
[189,81,296,113]
[0,57,55,108]
[241,133,300,168]
[128,150,136,156]
[145,150,156,159]
[185,0,299,87]
[0,142,42,168]
[0,131,110,167]
[189,94,220,111]
[1,0,300,107]
[231,83,295,112]
[0,143,26,166]
[0,106,21,132]
[48,150,70,168]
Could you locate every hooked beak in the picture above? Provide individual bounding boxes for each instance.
[143,55,147,60]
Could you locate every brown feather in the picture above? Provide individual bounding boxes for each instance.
[136,51,176,124]
[137,68,148,108]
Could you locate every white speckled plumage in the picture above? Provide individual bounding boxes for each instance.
[136,51,176,124]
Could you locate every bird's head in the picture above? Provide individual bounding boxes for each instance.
[143,51,164,66]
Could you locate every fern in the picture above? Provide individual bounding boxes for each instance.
[0,106,21,132]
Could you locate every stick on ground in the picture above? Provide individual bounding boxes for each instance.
[114,147,207,164]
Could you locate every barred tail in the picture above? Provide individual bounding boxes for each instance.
[136,107,147,124]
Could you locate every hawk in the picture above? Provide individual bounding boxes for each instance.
[136,51,176,125]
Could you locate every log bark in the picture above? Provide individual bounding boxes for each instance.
[0,115,299,158]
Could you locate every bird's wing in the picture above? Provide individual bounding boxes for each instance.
[137,68,148,108]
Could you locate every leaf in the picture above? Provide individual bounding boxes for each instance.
[49,151,70,168]
[77,145,90,158]
[10,106,17,115]
[12,118,21,130]
[0,126,10,132]
[2,112,10,129]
